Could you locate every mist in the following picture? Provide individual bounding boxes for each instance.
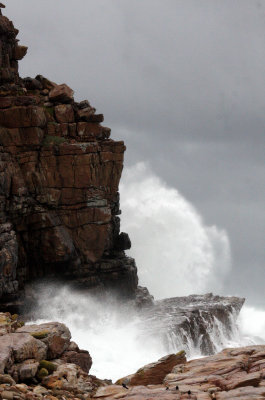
[120,163,231,298]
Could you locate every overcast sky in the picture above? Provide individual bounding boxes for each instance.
[6,0,264,307]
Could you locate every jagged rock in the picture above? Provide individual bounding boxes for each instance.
[94,345,265,399]
[17,359,39,380]
[114,232,131,251]
[54,104,74,123]
[23,77,42,90]
[0,332,47,374]
[35,75,57,91]
[76,106,96,121]
[117,351,186,386]
[134,286,154,308]
[139,294,245,356]
[49,84,74,103]
[16,322,71,359]
[60,350,92,373]
[13,46,28,61]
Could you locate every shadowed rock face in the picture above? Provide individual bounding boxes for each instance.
[0,8,138,308]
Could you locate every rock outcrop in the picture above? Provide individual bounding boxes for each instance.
[0,6,138,309]
[95,345,265,399]
[1,313,264,400]
[138,293,245,356]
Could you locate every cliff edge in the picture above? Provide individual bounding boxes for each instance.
[0,5,138,309]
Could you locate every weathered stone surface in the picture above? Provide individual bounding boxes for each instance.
[13,45,27,60]
[0,106,46,128]
[139,294,245,356]
[54,104,74,123]
[0,332,47,373]
[60,350,92,373]
[76,106,96,121]
[17,322,71,359]
[49,84,74,103]
[117,351,186,386]
[18,359,39,380]
[93,345,265,399]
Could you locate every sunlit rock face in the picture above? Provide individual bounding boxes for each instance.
[0,7,138,307]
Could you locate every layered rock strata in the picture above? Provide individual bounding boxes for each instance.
[139,293,245,356]
[0,6,138,308]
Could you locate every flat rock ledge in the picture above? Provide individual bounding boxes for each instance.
[0,312,265,400]
[95,345,265,399]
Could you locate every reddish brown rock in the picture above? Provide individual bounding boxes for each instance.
[93,346,265,399]
[13,45,28,60]
[17,322,71,359]
[54,104,74,123]
[76,106,95,121]
[0,106,46,128]
[117,351,187,386]
[61,350,92,373]
[0,7,138,305]
[49,84,74,103]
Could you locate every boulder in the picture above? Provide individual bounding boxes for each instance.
[117,351,186,386]
[76,106,96,121]
[0,333,47,363]
[60,350,92,373]
[49,84,74,103]
[17,322,71,359]
[17,359,39,380]
[13,45,28,60]
[54,104,74,123]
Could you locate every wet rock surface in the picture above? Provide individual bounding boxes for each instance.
[95,345,265,399]
[0,8,138,309]
[138,293,245,356]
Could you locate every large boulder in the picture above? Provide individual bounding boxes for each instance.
[116,351,186,386]
[0,332,47,373]
[17,322,71,359]
[60,350,92,373]
[49,84,74,103]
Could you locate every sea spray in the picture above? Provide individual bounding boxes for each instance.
[29,284,264,381]
[120,162,231,298]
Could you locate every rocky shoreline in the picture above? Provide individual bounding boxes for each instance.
[0,4,264,400]
[0,312,264,400]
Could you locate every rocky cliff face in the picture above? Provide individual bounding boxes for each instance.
[0,5,138,308]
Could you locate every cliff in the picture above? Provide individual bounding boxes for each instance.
[0,5,138,308]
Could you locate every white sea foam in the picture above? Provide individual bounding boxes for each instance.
[120,162,231,298]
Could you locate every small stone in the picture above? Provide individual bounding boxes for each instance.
[33,386,48,395]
